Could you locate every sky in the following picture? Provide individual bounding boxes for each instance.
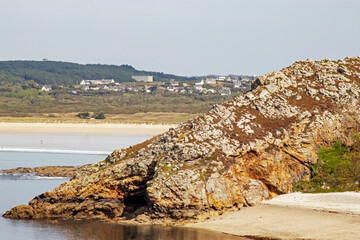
[1,0,360,76]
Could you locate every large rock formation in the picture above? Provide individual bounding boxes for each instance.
[4,57,360,223]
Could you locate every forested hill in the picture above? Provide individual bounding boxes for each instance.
[0,60,194,85]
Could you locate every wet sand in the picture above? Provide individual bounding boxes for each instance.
[0,122,176,135]
[187,192,360,240]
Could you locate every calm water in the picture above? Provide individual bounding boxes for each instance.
[0,133,246,240]
[0,132,152,153]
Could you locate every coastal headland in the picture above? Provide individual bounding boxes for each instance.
[2,56,360,240]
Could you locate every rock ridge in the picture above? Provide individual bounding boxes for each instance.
[1,166,86,178]
[4,56,360,223]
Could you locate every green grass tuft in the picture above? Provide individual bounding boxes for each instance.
[293,139,360,193]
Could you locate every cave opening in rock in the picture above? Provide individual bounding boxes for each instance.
[125,194,147,206]
[122,192,150,219]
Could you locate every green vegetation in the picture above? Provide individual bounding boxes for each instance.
[0,85,234,116]
[76,112,90,119]
[293,139,360,193]
[0,112,197,125]
[94,112,106,119]
[0,60,194,85]
[354,131,360,141]
[199,170,204,181]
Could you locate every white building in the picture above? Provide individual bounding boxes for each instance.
[170,81,179,87]
[109,86,126,92]
[203,89,216,94]
[205,78,216,84]
[220,88,231,95]
[216,76,226,81]
[80,79,115,85]
[132,76,153,82]
[233,81,241,88]
[196,79,204,85]
[194,79,204,90]
[41,85,52,91]
[242,77,252,82]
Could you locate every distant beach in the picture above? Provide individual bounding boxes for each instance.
[0,122,177,135]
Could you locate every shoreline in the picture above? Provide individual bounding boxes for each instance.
[0,122,177,135]
[186,192,360,240]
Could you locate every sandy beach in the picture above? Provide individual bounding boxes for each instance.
[0,122,177,135]
[187,192,360,240]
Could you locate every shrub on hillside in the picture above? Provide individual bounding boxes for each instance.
[94,112,106,119]
[293,138,360,193]
[76,112,90,119]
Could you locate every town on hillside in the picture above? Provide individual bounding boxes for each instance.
[42,75,255,96]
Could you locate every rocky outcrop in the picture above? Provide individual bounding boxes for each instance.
[1,166,87,178]
[4,56,360,223]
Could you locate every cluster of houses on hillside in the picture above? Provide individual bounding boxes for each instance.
[41,75,254,96]
[190,76,252,95]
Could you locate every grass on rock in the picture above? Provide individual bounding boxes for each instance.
[293,139,360,193]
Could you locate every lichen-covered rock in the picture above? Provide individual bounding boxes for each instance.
[4,56,360,223]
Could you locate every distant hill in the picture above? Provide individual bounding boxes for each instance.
[0,60,194,85]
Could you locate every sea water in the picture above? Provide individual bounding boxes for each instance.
[0,133,245,240]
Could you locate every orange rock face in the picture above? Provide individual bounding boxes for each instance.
[4,56,360,223]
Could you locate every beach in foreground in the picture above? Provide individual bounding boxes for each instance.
[187,192,360,240]
[0,122,177,135]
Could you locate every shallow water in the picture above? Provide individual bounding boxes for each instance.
[0,133,246,240]
[0,132,152,153]
[0,151,106,170]
[0,177,245,240]
[1,218,246,240]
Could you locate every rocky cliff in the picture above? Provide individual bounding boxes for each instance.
[4,56,360,223]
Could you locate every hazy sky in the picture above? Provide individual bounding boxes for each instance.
[1,0,359,76]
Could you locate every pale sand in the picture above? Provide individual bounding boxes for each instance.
[263,192,360,215]
[187,192,360,240]
[0,122,177,135]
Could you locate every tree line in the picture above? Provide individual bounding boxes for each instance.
[0,60,194,86]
